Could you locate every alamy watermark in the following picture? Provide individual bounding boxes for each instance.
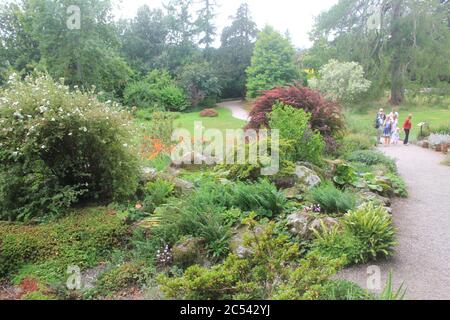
[143,122,281,176]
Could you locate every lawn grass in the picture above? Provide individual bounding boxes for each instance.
[173,106,247,135]
[345,98,450,140]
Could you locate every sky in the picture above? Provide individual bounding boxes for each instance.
[112,0,338,49]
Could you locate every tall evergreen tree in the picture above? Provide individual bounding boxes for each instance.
[195,0,218,49]
[120,6,169,75]
[218,3,258,97]
[246,25,298,99]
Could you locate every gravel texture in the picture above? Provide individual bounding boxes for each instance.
[339,144,450,300]
[218,100,250,122]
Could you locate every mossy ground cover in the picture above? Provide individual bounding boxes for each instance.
[0,207,130,291]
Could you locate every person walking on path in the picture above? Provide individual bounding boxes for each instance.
[383,116,393,145]
[375,109,385,144]
[403,114,412,145]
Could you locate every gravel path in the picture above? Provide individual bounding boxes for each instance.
[339,144,450,300]
[218,100,250,122]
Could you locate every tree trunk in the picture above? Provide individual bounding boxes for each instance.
[390,0,405,105]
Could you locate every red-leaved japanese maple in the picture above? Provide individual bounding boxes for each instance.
[246,85,345,142]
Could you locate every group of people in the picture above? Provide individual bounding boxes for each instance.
[375,108,412,146]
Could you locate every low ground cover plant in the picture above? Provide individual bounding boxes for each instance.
[346,150,397,172]
[0,207,129,278]
[306,183,356,215]
[158,220,344,300]
[311,203,396,265]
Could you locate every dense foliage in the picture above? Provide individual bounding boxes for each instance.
[346,150,397,172]
[0,75,139,221]
[0,207,129,277]
[246,26,298,99]
[124,70,188,111]
[269,102,325,166]
[178,61,221,106]
[310,60,372,103]
[312,203,396,265]
[246,85,345,146]
[158,220,344,300]
[309,0,450,104]
[306,183,357,215]
[0,0,132,97]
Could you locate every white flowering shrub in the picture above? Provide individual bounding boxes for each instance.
[0,75,139,221]
[309,60,371,103]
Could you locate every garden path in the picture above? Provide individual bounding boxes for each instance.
[218,100,250,122]
[222,100,450,299]
[340,145,450,300]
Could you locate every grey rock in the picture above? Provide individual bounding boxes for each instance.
[357,190,391,207]
[230,225,264,258]
[172,237,206,268]
[310,217,340,233]
[286,211,315,239]
[294,165,321,189]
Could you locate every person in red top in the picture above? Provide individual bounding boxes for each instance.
[403,114,412,145]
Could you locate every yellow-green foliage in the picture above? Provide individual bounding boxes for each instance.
[338,133,374,156]
[0,207,129,278]
[158,219,344,300]
[343,203,396,261]
[311,203,396,266]
[92,262,153,297]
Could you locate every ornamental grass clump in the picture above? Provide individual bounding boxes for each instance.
[0,75,139,221]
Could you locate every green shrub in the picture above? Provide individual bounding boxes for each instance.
[153,202,232,260]
[124,70,188,111]
[230,180,287,218]
[0,207,129,278]
[92,262,154,297]
[143,179,175,213]
[0,75,139,221]
[306,183,356,215]
[343,203,396,261]
[317,280,368,300]
[158,220,343,300]
[152,179,286,259]
[338,133,374,156]
[269,102,325,165]
[386,173,408,197]
[346,150,397,172]
[311,225,367,265]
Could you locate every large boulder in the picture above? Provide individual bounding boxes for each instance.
[357,190,391,207]
[286,211,315,239]
[294,165,322,189]
[277,164,321,199]
[310,217,340,234]
[286,210,340,239]
[230,224,265,258]
[172,237,207,268]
